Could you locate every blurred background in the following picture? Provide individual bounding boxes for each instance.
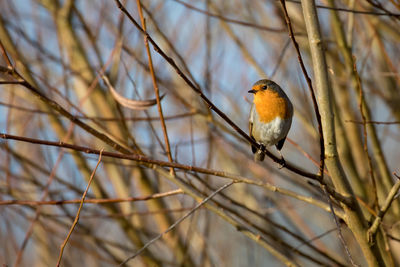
[0,0,399,266]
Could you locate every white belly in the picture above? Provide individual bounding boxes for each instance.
[251,115,292,146]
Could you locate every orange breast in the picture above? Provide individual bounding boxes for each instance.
[254,90,290,123]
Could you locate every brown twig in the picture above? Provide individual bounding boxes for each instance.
[72,207,195,219]
[353,58,379,210]
[56,149,103,267]
[136,0,175,175]
[287,138,330,176]
[364,0,400,20]
[0,189,183,206]
[367,174,400,244]
[345,119,400,125]
[285,0,400,17]
[0,101,199,121]
[172,0,285,33]
[0,39,13,67]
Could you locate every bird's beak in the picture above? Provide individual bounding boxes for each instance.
[248,89,257,94]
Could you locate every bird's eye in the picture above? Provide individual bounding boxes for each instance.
[262,86,267,90]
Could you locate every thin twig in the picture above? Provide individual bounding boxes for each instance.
[56,149,104,267]
[322,185,359,267]
[172,0,285,32]
[387,234,400,243]
[287,138,330,176]
[0,81,22,84]
[345,119,400,125]
[367,175,400,244]
[285,0,400,17]
[118,181,235,266]
[0,40,13,67]
[0,189,183,206]
[294,227,337,250]
[136,0,175,175]
[270,38,291,79]
[364,0,400,19]
[353,58,379,210]
[0,101,198,121]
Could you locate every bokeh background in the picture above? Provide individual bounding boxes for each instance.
[0,0,399,266]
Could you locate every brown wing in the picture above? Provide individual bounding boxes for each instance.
[275,136,286,151]
[249,122,258,154]
[249,104,257,154]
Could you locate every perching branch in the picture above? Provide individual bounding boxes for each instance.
[0,132,350,211]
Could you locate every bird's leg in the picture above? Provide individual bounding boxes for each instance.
[277,150,286,169]
[254,144,266,161]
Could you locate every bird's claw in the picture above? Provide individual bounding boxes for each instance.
[277,151,286,169]
[278,157,286,169]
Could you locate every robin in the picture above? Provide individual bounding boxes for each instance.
[248,79,293,163]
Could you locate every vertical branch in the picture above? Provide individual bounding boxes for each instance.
[135,0,175,176]
[299,0,386,265]
[279,0,325,179]
[204,0,212,94]
[353,59,379,210]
